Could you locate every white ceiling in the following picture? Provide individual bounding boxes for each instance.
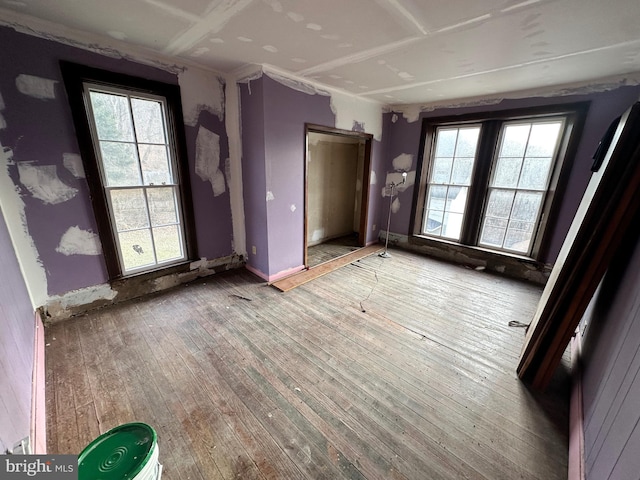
[1,0,640,105]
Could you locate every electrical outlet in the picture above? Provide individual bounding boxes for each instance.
[252,245,256,255]
[372,224,376,231]
[8,436,31,455]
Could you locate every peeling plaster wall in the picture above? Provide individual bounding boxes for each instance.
[382,85,640,264]
[0,26,235,311]
[0,206,35,454]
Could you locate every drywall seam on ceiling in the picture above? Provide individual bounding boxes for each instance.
[224,74,246,256]
[0,7,219,76]
[295,36,422,76]
[372,0,429,35]
[0,141,47,310]
[163,0,256,56]
[141,0,201,22]
[392,72,640,122]
[364,38,640,98]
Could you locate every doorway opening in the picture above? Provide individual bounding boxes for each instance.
[304,125,373,268]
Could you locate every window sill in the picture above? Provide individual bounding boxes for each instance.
[405,234,552,285]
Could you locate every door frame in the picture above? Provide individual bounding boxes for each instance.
[304,124,373,268]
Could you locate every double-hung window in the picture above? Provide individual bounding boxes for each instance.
[414,104,587,260]
[61,62,196,279]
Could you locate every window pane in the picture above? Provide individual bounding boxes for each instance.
[493,157,521,188]
[131,98,166,144]
[451,157,474,185]
[511,191,542,222]
[504,221,535,253]
[147,187,178,226]
[119,229,155,271]
[519,157,551,190]
[139,145,171,185]
[526,122,562,157]
[427,185,447,211]
[435,129,457,157]
[153,225,183,262]
[100,141,142,186]
[431,157,452,184]
[446,186,468,213]
[423,126,479,241]
[425,209,443,235]
[110,189,149,231]
[89,91,135,142]
[442,212,463,239]
[456,128,480,157]
[480,217,508,247]
[499,124,530,157]
[485,189,515,218]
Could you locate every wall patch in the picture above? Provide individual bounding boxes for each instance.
[62,153,85,178]
[17,163,78,204]
[15,74,57,100]
[178,68,225,125]
[56,226,102,256]
[195,125,226,197]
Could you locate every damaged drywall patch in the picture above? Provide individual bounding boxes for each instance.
[311,228,325,242]
[266,191,275,201]
[63,153,85,178]
[17,162,78,204]
[56,226,102,256]
[392,153,413,172]
[45,283,117,318]
[0,142,47,308]
[370,170,377,185]
[195,125,226,197]
[178,67,225,125]
[15,74,57,100]
[330,91,383,141]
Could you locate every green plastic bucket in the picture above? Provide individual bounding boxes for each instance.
[78,422,161,480]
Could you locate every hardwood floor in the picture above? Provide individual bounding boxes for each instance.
[307,234,361,267]
[45,249,570,479]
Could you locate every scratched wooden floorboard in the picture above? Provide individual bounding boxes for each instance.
[45,249,569,479]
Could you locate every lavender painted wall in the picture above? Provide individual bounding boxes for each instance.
[0,26,232,299]
[382,86,640,264]
[240,78,269,275]
[184,105,233,259]
[579,227,640,480]
[0,206,35,453]
[262,75,336,276]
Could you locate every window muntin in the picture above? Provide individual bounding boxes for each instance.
[479,119,564,254]
[85,84,186,274]
[423,126,480,241]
